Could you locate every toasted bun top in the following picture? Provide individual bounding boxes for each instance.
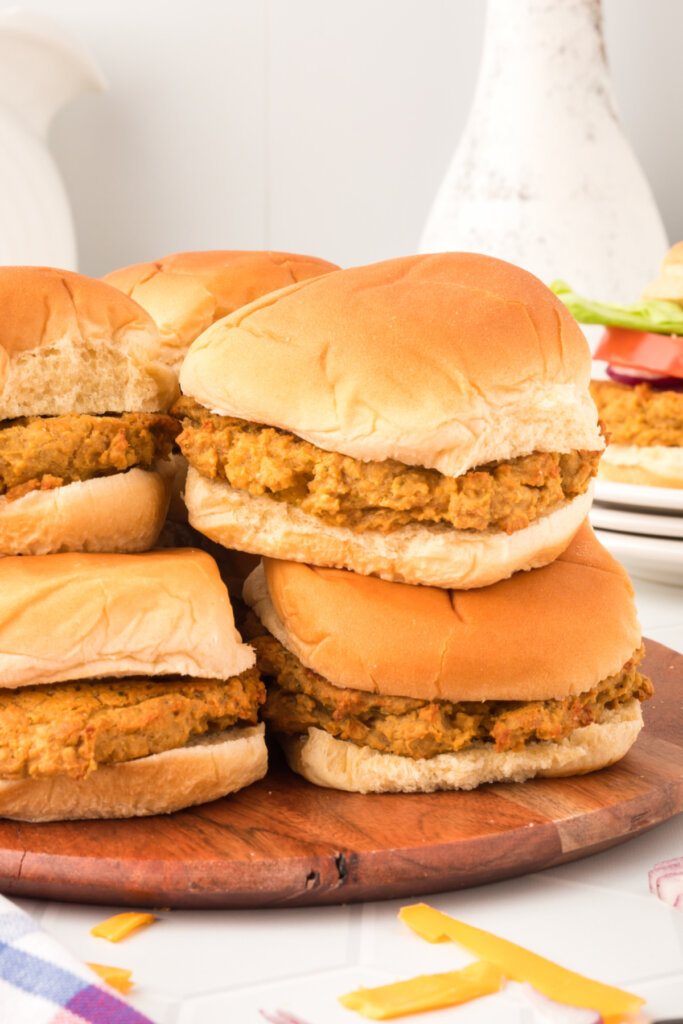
[181,253,603,477]
[0,548,254,689]
[642,242,683,303]
[0,267,177,418]
[245,523,641,702]
[103,250,339,373]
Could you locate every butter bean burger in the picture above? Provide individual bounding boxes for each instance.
[0,549,266,820]
[0,267,178,555]
[176,252,604,589]
[243,523,651,793]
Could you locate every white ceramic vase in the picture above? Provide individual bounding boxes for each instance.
[0,10,106,269]
[419,0,669,305]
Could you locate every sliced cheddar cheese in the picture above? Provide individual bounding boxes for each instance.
[339,960,503,1019]
[90,912,156,943]
[87,962,134,994]
[399,904,644,1021]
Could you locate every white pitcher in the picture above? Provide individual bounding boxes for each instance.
[0,10,105,269]
[419,0,669,305]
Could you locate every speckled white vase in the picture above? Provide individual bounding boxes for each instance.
[419,0,669,304]
[0,10,106,269]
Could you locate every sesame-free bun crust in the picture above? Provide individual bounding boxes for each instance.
[598,444,683,489]
[0,467,170,555]
[244,522,641,703]
[0,724,267,821]
[642,241,683,303]
[188,467,593,588]
[282,704,642,793]
[0,548,254,689]
[104,250,339,374]
[180,253,603,477]
[0,267,177,417]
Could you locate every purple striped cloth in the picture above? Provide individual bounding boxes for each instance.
[0,894,154,1023]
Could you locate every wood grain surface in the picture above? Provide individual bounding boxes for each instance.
[0,639,680,909]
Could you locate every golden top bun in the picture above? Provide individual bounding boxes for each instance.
[0,266,177,418]
[642,241,683,303]
[0,724,267,821]
[245,522,641,702]
[103,249,340,373]
[181,252,603,478]
[0,548,254,689]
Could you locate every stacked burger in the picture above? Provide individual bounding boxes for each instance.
[174,252,653,793]
[0,267,268,819]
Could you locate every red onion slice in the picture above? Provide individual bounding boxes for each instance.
[649,858,683,908]
[519,982,604,1023]
[606,365,683,391]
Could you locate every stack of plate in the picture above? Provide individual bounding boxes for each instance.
[589,481,683,586]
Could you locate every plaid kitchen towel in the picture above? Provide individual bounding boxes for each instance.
[0,894,154,1023]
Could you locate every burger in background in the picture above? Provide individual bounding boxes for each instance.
[243,524,652,793]
[0,548,266,821]
[0,267,178,555]
[552,248,683,489]
[177,252,604,590]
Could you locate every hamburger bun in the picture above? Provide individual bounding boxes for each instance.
[0,466,171,556]
[186,467,594,589]
[244,523,647,791]
[0,725,267,822]
[0,266,177,418]
[103,249,340,374]
[282,706,642,794]
[180,252,603,587]
[598,444,683,489]
[0,548,254,688]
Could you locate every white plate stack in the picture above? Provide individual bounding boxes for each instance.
[589,481,683,586]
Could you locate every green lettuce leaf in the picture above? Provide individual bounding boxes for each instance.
[550,280,683,335]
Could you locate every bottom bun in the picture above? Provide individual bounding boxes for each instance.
[0,724,267,821]
[0,468,171,555]
[281,703,643,793]
[185,468,593,588]
[598,445,683,489]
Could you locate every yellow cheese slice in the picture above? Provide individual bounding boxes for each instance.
[87,962,134,994]
[90,912,156,943]
[339,960,503,1019]
[399,904,644,1021]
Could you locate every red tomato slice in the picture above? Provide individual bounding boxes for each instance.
[594,327,683,378]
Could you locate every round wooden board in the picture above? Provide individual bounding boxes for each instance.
[0,640,680,908]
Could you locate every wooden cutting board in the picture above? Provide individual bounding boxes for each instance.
[0,639,680,908]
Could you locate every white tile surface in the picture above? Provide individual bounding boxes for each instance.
[361,876,683,989]
[176,966,523,1024]
[39,902,358,998]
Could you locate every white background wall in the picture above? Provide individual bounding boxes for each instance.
[3,0,682,278]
